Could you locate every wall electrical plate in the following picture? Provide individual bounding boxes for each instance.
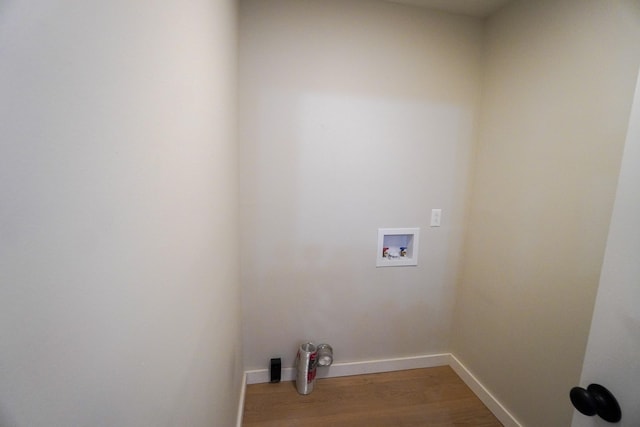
[376,228,420,267]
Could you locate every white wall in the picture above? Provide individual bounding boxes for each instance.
[572,69,640,427]
[451,1,640,425]
[0,1,242,426]
[239,0,482,370]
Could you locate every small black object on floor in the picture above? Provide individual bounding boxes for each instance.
[270,358,281,383]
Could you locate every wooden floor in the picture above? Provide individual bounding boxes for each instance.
[242,366,503,426]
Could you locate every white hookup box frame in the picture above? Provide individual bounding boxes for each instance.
[376,228,420,267]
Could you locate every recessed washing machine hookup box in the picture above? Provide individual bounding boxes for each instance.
[376,228,420,267]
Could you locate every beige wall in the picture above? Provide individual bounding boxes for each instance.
[0,1,242,426]
[239,0,483,370]
[451,1,640,425]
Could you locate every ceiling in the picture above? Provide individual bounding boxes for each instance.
[385,0,513,18]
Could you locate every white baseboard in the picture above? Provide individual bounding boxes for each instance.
[245,353,450,385]
[236,372,246,427]
[239,353,521,427]
[448,354,522,427]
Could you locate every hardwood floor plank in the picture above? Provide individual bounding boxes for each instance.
[243,366,503,426]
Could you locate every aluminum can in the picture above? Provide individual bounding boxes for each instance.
[316,343,333,367]
[295,342,317,395]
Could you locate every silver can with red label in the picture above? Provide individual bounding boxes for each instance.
[295,342,318,395]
